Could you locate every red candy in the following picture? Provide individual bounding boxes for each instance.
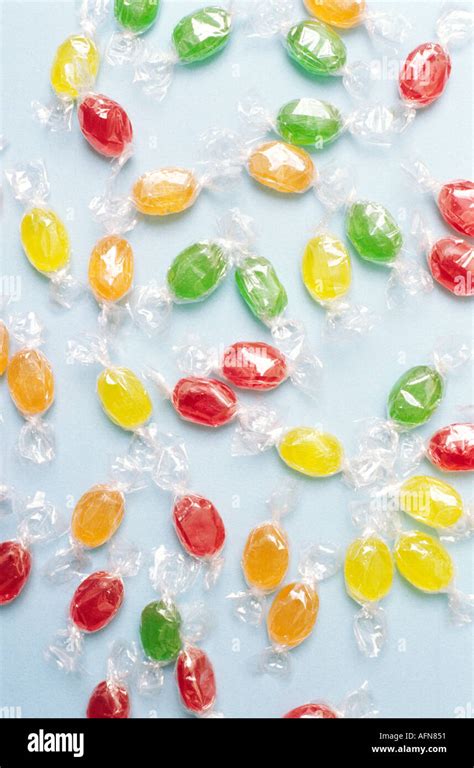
[399,43,451,107]
[0,541,32,605]
[70,571,124,632]
[428,237,474,296]
[87,680,130,719]
[283,703,338,719]
[78,94,133,158]
[176,646,217,715]
[427,423,474,472]
[221,342,288,391]
[172,377,238,427]
[173,494,226,559]
[437,181,474,238]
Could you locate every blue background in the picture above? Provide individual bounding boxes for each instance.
[0,0,472,718]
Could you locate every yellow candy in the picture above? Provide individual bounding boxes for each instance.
[88,235,134,303]
[278,428,344,477]
[302,233,352,303]
[242,522,289,593]
[247,141,315,194]
[394,531,454,593]
[132,168,200,216]
[399,476,463,529]
[0,321,9,376]
[344,536,393,603]
[50,34,100,99]
[72,484,125,548]
[20,207,70,274]
[267,581,319,648]
[97,366,153,430]
[304,0,367,28]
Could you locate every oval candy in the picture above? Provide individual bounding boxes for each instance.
[97,366,153,430]
[172,6,232,63]
[344,536,394,604]
[176,646,217,715]
[399,43,451,108]
[70,571,124,632]
[267,581,319,648]
[50,35,100,99]
[132,168,199,216]
[437,180,474,238]
[247,140,315,194]
[8,349,55,417]
[140,599,182,663]
[0,541,32,605]
[167,241,228,302]
[20,207,70,274]
[173,494,225,558]
[346,201,403,264]
[172,377,237,427]
[242,522,289,593]
[428,237,474,296]
[427,423,474,472]
[114,0,160,34]
[78,94,133,158]
[235,255,288,321]
[278,427,344,477]
[304,0,366,28]
[89,235,134,303]
[87,680,130,719]
[394,531,454,593]
[302,233,351,303]
[222,342,287,390]
[286,20,347,76]
[387,365,444,428]
[276,98,343,148]
[399,475,463,529]
[71,485,125,549]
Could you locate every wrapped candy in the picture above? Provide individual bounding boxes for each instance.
[411,212,474,297]
[0,319,9,376]
[283,681,376,718]
[6,313,56,464]
[31,0,110,130]
[132,6,233,100]
[5,161,82,307]
[0,490,65,605]
[46,540,142,672]
[229,480,296,625]
[260,542,341,674]
[303,0,409,45]
[87,640,138,718]
[398,423,474,474]
[106,0,161,66]
[77,94,133,161]
[66,333,154,432]
[174,335,321,397]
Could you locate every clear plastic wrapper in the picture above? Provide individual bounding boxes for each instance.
[5,312,56,464]
[228,479,297,626]
[283,680,377,718]
[131,5,234,101]
[106,0,161,67]
[303,0,410,47]
[4,161,83,308]
[397,423,474,475]
[259,541,341,675]
[87,639,138,718]
[46,539,142,673]
[0,490,65,605]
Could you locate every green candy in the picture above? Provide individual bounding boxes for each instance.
[140,600,182,663]
[172,6,232,64]
[346,201,403,264]
[286,21,347,77]
[235,256,288,321]
[167,241,228,302]
[276,98,343,148]
[387,366,444,428]
[114,0,160,34]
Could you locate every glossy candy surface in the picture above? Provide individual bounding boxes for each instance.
[70,571,124,632]
[50,35,100,99]
[278,428,344,477]
[235,256,288,321]
[427,424,474,472]
[167,242,227,301]
[97,367,152,430]
[437,181,474,238]
[286,20,347,76]
[87,680,130,719]
[304,0,366,28]
[8,349,54,416]
[428,237,474,296]
[344,536,394,603]
[0,322,9,376]
[399,476,463,529]
[89,235,134,303]
[132,169,199,216]
[222,342,287,390]
[302,233,351,303]
[0,541,32,605]
[399,43,451,108]
[284,702,338,718]
[78,95,133,157]
[242,522,289,593]
[140,599,182,663]
[172,377,237,427]
[247,141,315,194]
[267,581,319,648]
[276,98,343,148]
[346,201,403,264]
[71,485,125,548]
[394,531,454,593]
[172,7,232,63]
[176,646,217,714]
[114,0,160,34]
[387,365,444,428]
[20,207,70,273]
[173,494,225,558]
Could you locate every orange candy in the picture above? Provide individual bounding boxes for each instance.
[0,321,9,375]
[88,235,134,303]
[71,484,125,548]
[304,0,367,28]
[242,522,289,593]
[7,348,55,416]
[247,141,315,194]
[132,168,200,216]
[267,581,319,648]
